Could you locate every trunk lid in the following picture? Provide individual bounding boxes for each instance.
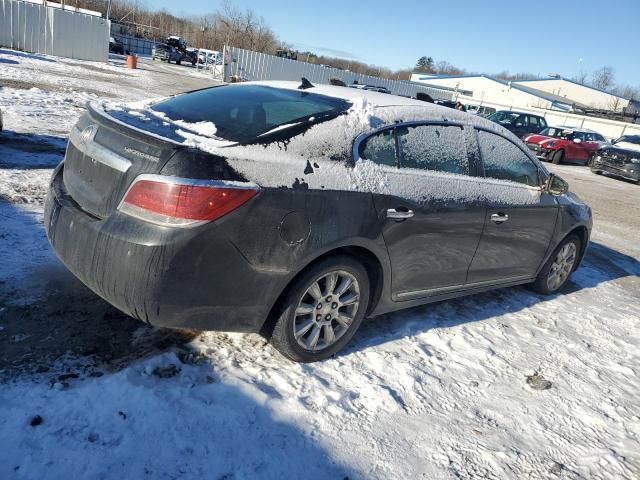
[62,103,183,218]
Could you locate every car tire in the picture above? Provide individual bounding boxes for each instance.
[530,235,581,295]
[552,149,564,165]
[588,155,602,174]
[270,255,370,362]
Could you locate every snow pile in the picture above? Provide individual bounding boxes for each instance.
[2,257,640,478]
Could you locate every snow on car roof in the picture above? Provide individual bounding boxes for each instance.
[246,81,511,136]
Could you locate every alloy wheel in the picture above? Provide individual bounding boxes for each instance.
[547,242,577,291]
[293,270,360,351]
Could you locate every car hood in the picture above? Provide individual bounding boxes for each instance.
[608,141,640,153]
[524,134,554,144]
[598,144,640,162]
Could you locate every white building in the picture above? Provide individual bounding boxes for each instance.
[514,77,629,112]
[410,74,587,112]
[411,74,630,113]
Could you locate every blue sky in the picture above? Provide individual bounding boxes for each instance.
[152,0,640,86]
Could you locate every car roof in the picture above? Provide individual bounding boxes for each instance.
[246,81,509,134]
[553,125,601,134]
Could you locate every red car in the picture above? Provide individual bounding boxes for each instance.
[524,126,608,164]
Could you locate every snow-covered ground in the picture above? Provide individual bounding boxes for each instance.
[1,49,639,479]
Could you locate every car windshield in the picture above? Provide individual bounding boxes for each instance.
[487,111,520,124]
[152,84,351,143]
[539,127,572,139]
[615,135,640,145]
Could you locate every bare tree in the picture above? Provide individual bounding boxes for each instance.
[572,70,589,85]
[591,66,615,90]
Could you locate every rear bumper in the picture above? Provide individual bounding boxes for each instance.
[44,165,285,332]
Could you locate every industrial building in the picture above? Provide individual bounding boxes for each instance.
[514,77,629,112]
[411,74,630,113]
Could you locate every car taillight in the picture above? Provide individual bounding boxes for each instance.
[118,175,258,227]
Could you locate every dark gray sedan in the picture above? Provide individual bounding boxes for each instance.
[44,81,592,362]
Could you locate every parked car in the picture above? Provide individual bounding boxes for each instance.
[348,84,391,94]
[487,110,548,139]
[466,105,496,117]
[590,134,640,183]
[524,126,608,164]
[152,42,196,66]
[152,43,180,63]
[166,35,196,66]
[109,37,124,55]
[44,81,592,362]
[197,48,221,65]
[434,100,457,109]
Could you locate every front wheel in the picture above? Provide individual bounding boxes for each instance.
[530,235,581,294]
[552,149,564,165]
[270,256,370,362]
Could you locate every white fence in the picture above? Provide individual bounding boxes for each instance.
[225,46,453,101]
[0,0,109,62]
[457,95,640,140]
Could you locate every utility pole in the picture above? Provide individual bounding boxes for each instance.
[201,25,207,49]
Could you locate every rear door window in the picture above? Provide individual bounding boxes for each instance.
[397,124,468,175]
[477,130,539,186]
[359,129,397,167]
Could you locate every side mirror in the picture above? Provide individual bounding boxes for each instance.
[573,138,582,144]
[545,173,569,196]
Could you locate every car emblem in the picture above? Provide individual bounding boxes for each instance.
[79,125,97,145]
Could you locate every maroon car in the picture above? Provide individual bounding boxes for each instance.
[524,126,608,164]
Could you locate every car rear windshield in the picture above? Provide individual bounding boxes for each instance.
[152,84,351,143]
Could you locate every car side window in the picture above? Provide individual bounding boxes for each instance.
[397,124,469,175]
[594,133,605,142]
[477,130,539,187]
[539,117,547,128]
[514,115,525,127]
[359,129,397,167]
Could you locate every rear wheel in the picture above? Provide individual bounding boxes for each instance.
[270,256,370,362]
[552,149,564,165]
[530,235,580,294]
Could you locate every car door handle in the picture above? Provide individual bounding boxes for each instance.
[386,208,414,220]
[491,213,509,224]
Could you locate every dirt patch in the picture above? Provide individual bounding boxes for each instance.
[59,61,128,77]
[0,285,199,382]
[1,78,118,98]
